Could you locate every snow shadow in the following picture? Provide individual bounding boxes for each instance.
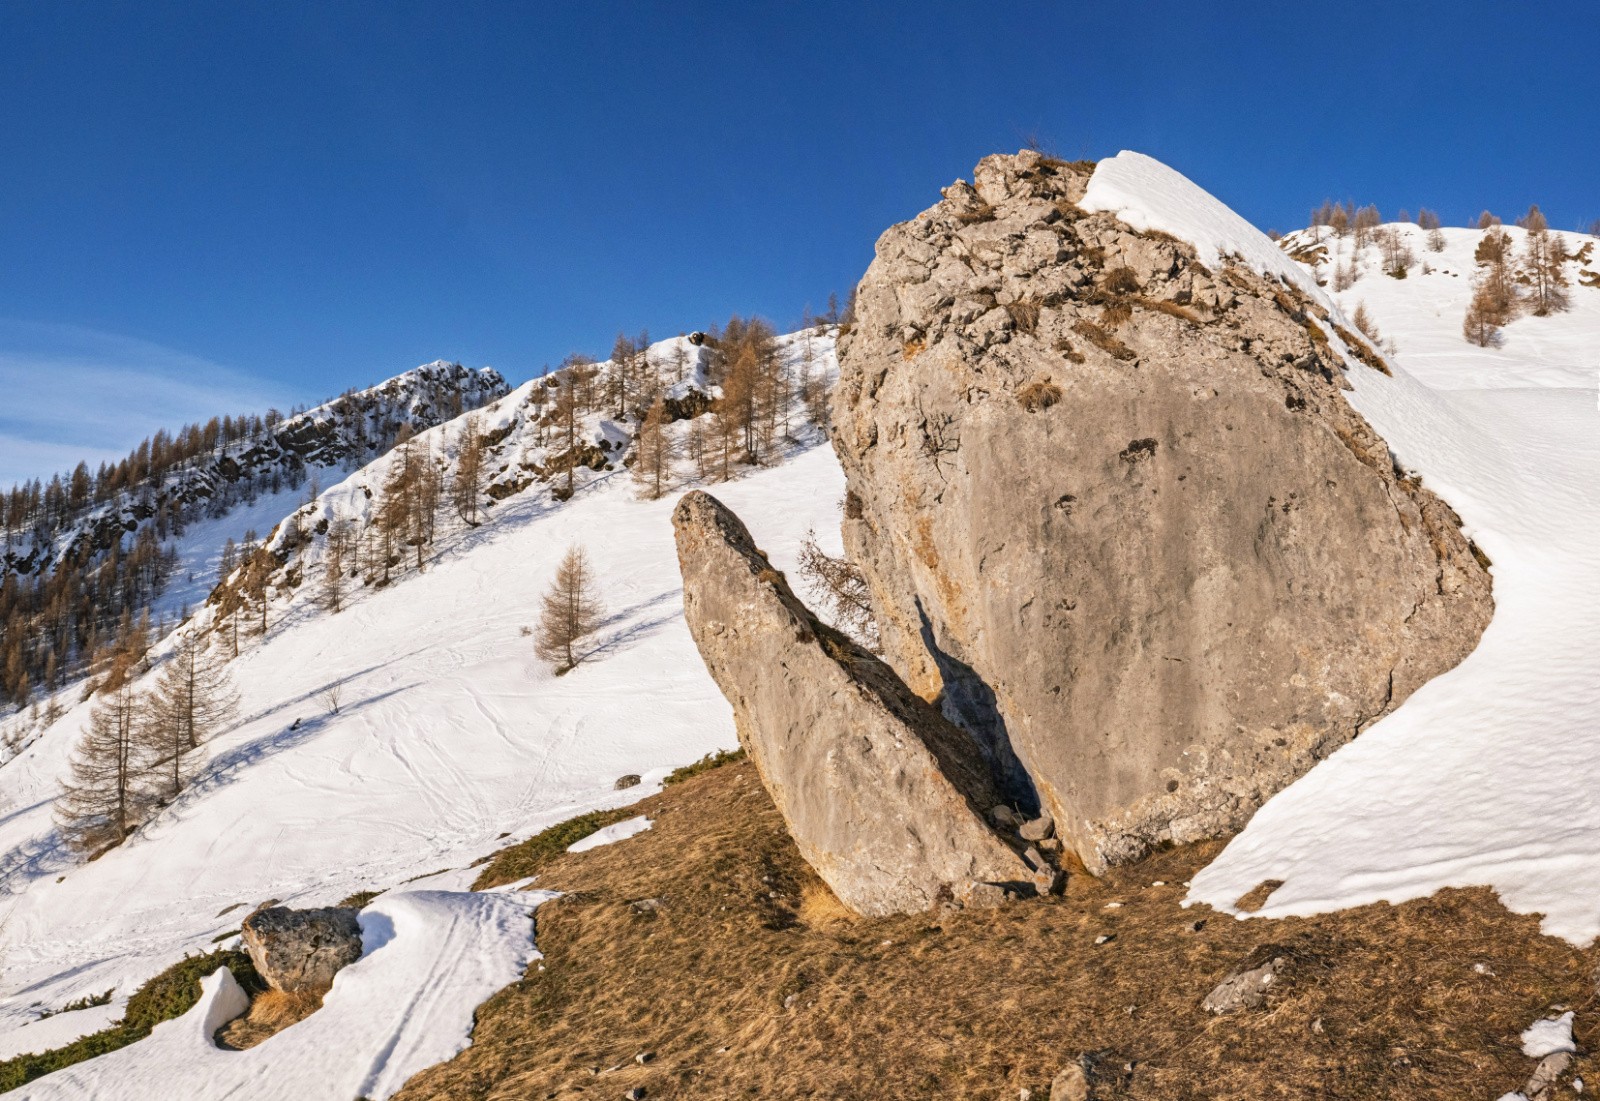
[0,812,73,894]
[583,590,682,662]
[356,910,397,957]
[230,661,398,729]
[181,682,418,802]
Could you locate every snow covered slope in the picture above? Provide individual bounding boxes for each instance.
[1,360,507,582]
[1125,204,1600,939]
[19,886,552,1101]
[0,330,843,1078]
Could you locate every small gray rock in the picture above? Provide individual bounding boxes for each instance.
[1019,814,1055,842]
[1524,1049,1573,1101]
[989,804,1023,829]
[955,880,1009,910]
[614,773,642,790]
[241,905,362,995]
[1049,1063,1089,1101]
[1202,948,1289,1014]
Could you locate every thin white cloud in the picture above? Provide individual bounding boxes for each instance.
[0,320,292,488]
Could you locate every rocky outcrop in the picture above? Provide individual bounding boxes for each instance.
[831,149,1493,873]
[673,490,1037,916]
[241,905,363,994]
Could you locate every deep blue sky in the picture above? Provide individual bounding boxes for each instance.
[3,0,1597,485]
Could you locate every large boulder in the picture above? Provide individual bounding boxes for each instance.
[831,149,1493,873]
[673,491,1036,916]
[241,906,363,994]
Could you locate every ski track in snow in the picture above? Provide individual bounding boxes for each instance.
[0,396,846,1056]
[3,157,1600,1093]
[16,888,550,1101]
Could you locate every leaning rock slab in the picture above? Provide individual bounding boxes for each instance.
[832,148,1493,872]
[241,905,362,994]
[673,490,1033,917]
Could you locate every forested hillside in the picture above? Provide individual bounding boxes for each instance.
[0,362,507,712]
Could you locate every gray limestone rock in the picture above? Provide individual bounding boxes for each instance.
[1202,947,1290,1014]
[673,490,1032,917]
[831,149,1493,872]
[240,905,362,995]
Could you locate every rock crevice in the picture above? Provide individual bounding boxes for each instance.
[673,490,1039,916]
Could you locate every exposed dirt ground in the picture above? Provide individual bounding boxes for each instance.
[394,760,1598,1100]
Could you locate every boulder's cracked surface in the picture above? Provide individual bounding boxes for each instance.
[831,149,1493,872]
[241,905,362,994]
[673,490,1033,916]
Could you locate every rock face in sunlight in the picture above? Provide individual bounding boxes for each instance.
[673,490,1035,916]
[830,149,1493,873]
[242,906,363,995]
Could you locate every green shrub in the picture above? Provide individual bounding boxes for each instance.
[664,747,746,786]
[36,990,112,1019]
[472,807,641,890]
[121,950,263,1034]
[0,949,262,1093]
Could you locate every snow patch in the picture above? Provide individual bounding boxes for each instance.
[1522,1011,1577,1059]
[1081,151,1330,307]
[567,815,652,853]
[0,1001,123,1062]
[1179,211,1600,940]
[21,889,547,1100]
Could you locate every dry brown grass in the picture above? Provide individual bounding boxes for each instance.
[1072,318,1136,362]
[1053,336,1087,364]
[1136,297,1204,326]
[391,761,1600,1101]
[215,989,323,1050]
[1053,198,1086,224]
[1015,378,1063,412]
[1004,298,1041,334]
[1102,266,1141,295]
[1285,241,1329,265]
[1333,323,1393,376]
[953,202,996,225]
[1100,298,1133,328]
[1234,879,1285,913]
